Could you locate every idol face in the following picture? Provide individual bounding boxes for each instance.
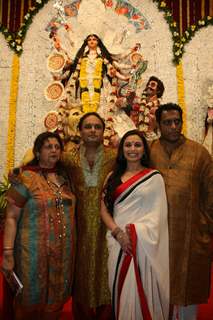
[87,35,99,50]
[146,80,158,97]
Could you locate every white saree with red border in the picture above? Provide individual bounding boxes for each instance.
[107,169,170,320]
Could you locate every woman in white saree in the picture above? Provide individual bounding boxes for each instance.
[101,130,169,320]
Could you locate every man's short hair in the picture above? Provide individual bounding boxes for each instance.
[155,103,183,123]
[78,112,105,131]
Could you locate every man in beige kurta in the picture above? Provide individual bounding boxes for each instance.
[149,103,213,320]
[63,112,116,320]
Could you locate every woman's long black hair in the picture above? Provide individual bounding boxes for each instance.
[70,34,113,74]
[103,130,150,215]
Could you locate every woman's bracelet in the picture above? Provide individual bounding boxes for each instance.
[111,227,122,238]
[111,227,124,241]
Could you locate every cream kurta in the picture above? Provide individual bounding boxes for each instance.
[63,145,116,308]
[150,136,213,305]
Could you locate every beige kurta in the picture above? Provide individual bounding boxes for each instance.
[150,136,213,305]
[63,145,116,308]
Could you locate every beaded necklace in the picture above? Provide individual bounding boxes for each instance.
[46,178,67,239]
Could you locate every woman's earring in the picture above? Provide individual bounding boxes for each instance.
[36,153,40,160]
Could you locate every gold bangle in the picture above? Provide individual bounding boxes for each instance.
[3,247,14,251]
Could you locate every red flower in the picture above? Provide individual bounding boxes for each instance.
[115,7,129,15]
[106,0,113,8]
[139,20,145,29]
[132,103,140,111]
[132,14,140,20]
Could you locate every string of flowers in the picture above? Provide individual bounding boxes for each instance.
[181,16,213,57]
[6,54,20,173]
[0,0,49,55]
[153,0,182,64]
[153,0,213,64]
[153,0,187,121]
[176,61,187,135]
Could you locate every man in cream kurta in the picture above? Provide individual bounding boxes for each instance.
[150,103,213,320]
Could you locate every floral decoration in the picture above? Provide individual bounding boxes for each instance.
[0,175,10,228]
[176,61,187,134]
[153,0,213,64]
[101,0,150,32]
[6,55,20,173]
[0,0,49,55]
[0,0,212,64]
[0,176,10,213]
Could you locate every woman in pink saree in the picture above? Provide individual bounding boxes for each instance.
[101,130,169,320]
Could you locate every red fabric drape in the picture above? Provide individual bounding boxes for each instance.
[1,0,9,29]
[9,0,15,32]
[0,0,212,35]
[195,0,202,21]
[189,0,196,25]
[169,0,180,28]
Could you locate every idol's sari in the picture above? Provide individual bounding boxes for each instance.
[107,169,169,320]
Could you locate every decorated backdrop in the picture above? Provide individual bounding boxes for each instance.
[0,0,213,179]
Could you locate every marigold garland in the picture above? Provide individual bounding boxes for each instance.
[176,61,187,135]
[6,54,20,173]
[79,56,103,112]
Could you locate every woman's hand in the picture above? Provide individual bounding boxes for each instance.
[112,227,132,255]
[3,203,21,272]
[118,231,132,255]
[2,251,15,271]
